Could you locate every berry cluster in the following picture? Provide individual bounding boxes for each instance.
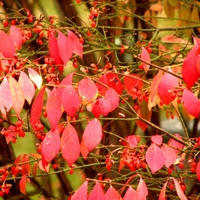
[105,155,114,171]
[15,120,25,138]
[120,147,146,171]
[0,183,11,197]
[34,121,45,141]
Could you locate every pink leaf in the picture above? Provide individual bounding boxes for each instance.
[124,74,143,99]
[68,30,83,58]
[157,70,179,105]
[42,130,60,166]
[10,25,23,49]
[61,123,80,166]
[141,47,150,73]
[136,177,148,200]
[19,174,27,194]
[71,181,88,200]
[49,32,63,72]
[182,42,200,89]
[92,99,111,117]
[196,161,200,182]
[30,87,46,128]
[9,77,25,117]
[145,143,165,173]
[57,72,73,97]
[151,135,163,146]
[28,68,42,89]
[46,89,62,131]
[88,181,106,200]
[125,135,138,148]
[123,186,137,200]
[78,78,98,105]
[19,71,35,104]
[0,30,16,58]
[57,31,73,65]
[61,85,80,116]
[158,182,167,200]
[182,88,200,118]
[161,144,177,168]
[105,186,122,200]
[168,134,184,155]
[171,178,188,200]
[0,77,13,115]
[105,88,119,112]
[81,119,102,158]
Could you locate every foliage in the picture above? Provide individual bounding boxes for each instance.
[0,0,200,199]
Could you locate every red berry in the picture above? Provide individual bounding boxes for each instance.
[120,46,125,54]
[180,183,186,192]
[169,183,174,190]
[73,61,78,68]
[106,162,112,171]
[79,37,84,44]
[191,167,196,173]
[0,190,4,197]
[28,15,34,23]
[178,162,184,169]
[3,20,8,27]
[91,20,96,28]
[191,162,197,168]
[16,120,23,127]
[69,168,74,174]
[11,19,16,25]
[168,167,173,175]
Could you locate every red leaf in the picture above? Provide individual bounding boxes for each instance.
[92,99,111,117]
[30,87,46,128]
[80,137,90,160]
[9,76,25,117]
[182,42,200,89]
[158,182,167,200]
[68,30,83,58]
[196,161,200,182]
[168,134,184,155]
[105,88,119,112]
[124,74,143,99]
[136,100,152,131]
[78,78,98,105]
[88,181,106,200]
[145,143,165,173]
[171,178,188,200]
[0,77,13,115]
[150,70,163,102]
[0,30,16,58]
[57,72,73,97]
[10,25,23,49]
[61,85,80,116]
[21,154,31,176]
[46,89,62,131]
[151,135,163,146]
[105,186,122,200]
[157,70,179,105]
[182,88,200,118]
[57,31,73,65]
[19,174,27,194]
[123,186,137,200]
[4,125,17,144]
[49,32,63,72]
[96,73,123,95]
[42,129,60,166]
[19,71,35,104]
[136,177,148,200]
[61,123,80,166]
[81,119,102,158]
[28,68,43,89]
[141,47,150,73]
[71,181,88,200]
[161,144,177,168]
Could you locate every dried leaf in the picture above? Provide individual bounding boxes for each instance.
[19,71,35,104]
[28,68,43,89]
[9,77,25,117]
